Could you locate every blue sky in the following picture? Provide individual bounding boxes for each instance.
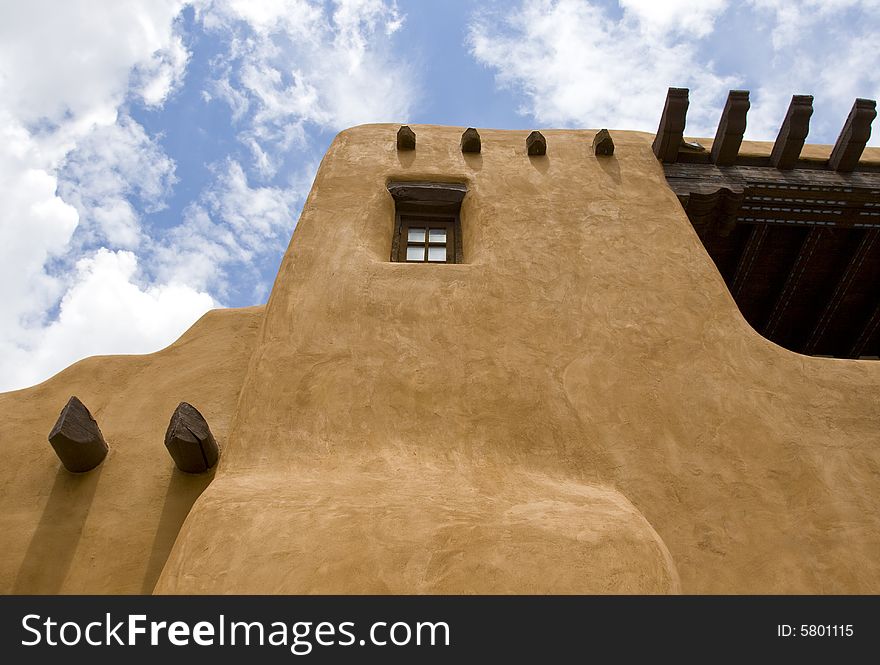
[1,0,879,391]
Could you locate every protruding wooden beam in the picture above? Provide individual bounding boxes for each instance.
[770,95,813,170]
[803,227,879,354]
[48,396,108,473]
[828,99,877,172]
[653,87,689,163]
[526,130,546,156]
[397,125,415,150]
[711,90,750,166]
[764,228,823,336]
[461,127,481,153]
[164,402,220,473]
[592,128,614,156]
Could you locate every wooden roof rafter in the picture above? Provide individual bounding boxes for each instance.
[657,87,880,359]
[653,87,877,173]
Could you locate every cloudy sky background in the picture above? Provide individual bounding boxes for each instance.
[2,0,879,391]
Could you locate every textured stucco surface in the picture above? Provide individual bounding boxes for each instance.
[159,125,877,594]
[3,125,879,594]
[0,306,263,593]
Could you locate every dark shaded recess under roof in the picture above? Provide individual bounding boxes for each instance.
[656,88,880,359]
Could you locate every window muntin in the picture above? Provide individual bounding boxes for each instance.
[402,218,455,263]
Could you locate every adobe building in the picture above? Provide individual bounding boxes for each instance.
[1,89,879,594]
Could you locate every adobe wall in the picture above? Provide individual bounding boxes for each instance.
[0,306,263,593]
[150,125,880,593]
[3,124,878,594]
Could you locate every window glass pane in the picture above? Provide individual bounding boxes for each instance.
[406,245,425,261]
[427,246,447,262]
[407,228,426,243]
[428,228,447,243]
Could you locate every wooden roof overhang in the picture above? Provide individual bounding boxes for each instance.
[656,89,880,359]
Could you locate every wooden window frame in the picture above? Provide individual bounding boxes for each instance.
[388,182,466,263]
[397,214,458,264]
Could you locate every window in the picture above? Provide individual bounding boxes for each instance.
[402,219,455,263]
[388,182,466,263]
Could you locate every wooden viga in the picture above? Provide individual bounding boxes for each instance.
[652,87,877,172]
[655,87,880,360]
[657,88,879,239]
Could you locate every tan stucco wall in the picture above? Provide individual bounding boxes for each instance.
[162,124,878,594]
[0,306,263,593]
[2,125,879,594]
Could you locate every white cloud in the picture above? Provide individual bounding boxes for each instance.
[200,0,416,175]
[154,159,304,300]
[619,0,728,39]
[0,111,79,341]
[133,32,192,107]
[205,160,298,246]
[468,0,737,135]
[0,250,214,392]
[743,0,880,144]
[0,0,189,127]
[469,0,880,145]
[58,116,178,250]
[0,0,410,392]
[0,1,207,392]
[748,0,880,50]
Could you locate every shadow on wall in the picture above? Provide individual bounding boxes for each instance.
[141,468,215,594]
[597,154,621,184]
[463,152,483,172]
[12,463,214,594]
[13,465,103,593]
[528,153,550,175]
